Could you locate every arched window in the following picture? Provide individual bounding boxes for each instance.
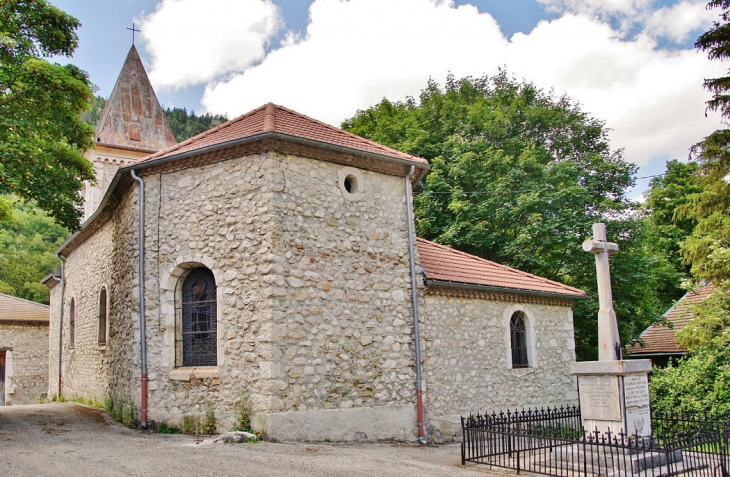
[69,298,76,348]
[181,268,217,367]
[98,287,107,345]
[510,311,528,368]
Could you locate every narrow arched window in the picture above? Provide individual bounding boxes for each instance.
[98,287,107,345]
[181,268,217,367]
[510,311,528,368]
[69,298,76,348]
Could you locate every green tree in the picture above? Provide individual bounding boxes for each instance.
[163,107,228,142]
[650,344,730,415]
[344,73,681,360]
[0,196,68,304]
[681,0,730,283]
[644,160,702,277]
[0,0,95,231]
[80,95,107,127]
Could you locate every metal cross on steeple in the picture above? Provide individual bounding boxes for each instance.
[127,23,140,45]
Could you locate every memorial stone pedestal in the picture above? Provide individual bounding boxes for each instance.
[571,359,652,438]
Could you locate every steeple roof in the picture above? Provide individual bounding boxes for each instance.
[94,45,177,153]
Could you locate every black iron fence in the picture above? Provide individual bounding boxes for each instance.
[461,406,729,477]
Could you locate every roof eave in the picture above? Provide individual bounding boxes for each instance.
[425,278,588,301]
[625,351,686,358]
[59,131,430,256]
[139,131,431,179]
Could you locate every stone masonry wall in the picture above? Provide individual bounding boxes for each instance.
[268,153,417,416]
[142,150,419,439]
[47,219,116,403]
[421,292,579,442]
[0,321,48,404]
[144,153,281,428]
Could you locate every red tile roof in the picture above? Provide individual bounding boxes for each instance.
[417,238,585,298]
[626,283,714,356]
[0,293,50,323]
[142,103,427,164]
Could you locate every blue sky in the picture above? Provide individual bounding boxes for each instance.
[50,0,723,198]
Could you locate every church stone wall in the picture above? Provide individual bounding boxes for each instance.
[421,292,579,443]
[47,219,118,403]
[137,150,420,440]
[263,152,418,440]
[143,152,282,428]
[0,321,48,404]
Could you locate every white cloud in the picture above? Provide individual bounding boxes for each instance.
[139,0,725,167]
[138,0,282,90]
[645,1,715,43]
[503,14,724,164]
[536,0,653,18]
[201,0,506,123]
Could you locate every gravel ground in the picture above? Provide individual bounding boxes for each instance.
[0,403,497,477]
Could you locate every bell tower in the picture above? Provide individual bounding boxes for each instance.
[82,44,177,221]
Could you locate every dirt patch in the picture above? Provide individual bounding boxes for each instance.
[70,403,109,424]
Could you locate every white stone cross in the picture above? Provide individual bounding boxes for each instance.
[582,223,622,361]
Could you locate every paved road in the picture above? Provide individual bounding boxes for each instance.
[0,403,492,477]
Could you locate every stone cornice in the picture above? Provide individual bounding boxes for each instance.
[425,284,576,308]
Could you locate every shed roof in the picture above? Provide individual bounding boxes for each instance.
[0,293,50,323]
[417,238,586,298]
[142,102,427,165]
[626,283,714,357]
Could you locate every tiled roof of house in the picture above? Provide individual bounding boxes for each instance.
[142,103,427,165]
[417,238,586,298]
[0,293,50,323]
[626,283,714,356]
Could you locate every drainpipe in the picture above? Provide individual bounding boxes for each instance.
[56,256,66,399]
[405,166,427,445]
[130,169,148,428]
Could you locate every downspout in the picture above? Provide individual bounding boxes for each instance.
[130,169,148,428]
[56,256,66,399]
[405,166,427,445]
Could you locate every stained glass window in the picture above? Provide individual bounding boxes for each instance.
[181,268,217,367]
[510,311,528,368]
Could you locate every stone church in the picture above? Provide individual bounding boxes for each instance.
[45,45,585,442]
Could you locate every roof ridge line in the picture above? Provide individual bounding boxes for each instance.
[143,104,269,162]
[416,237,585,295]
[274,104,418,160]
[0,292,50,308]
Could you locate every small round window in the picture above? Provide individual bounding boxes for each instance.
[338,167,365,201]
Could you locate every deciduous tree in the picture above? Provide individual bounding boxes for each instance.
[0,0,95,230]
[344,72,680,360]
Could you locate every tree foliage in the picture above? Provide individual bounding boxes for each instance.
[0,196,67,304]
[163,107,228,142]
[650,344,730,415]
[0,0,95,231]
[80,94,107,127]
[644,160,703,277]
[344,73,681,360]
[648,1,730,417]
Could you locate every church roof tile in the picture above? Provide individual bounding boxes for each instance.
[141,103,427,164]
[0,293,50,323]
[416,238,586,298]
